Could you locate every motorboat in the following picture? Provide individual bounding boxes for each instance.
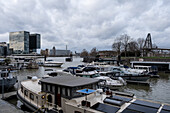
[26,60,39,69]
[133,65,159,78]
[0,66,17,90]
[75,67,99,78]
[17,75,170,113]
[106,66,150,81]
[94,76,126,90]
[44,60,63,67]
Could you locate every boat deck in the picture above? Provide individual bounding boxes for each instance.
[66,91,170,113]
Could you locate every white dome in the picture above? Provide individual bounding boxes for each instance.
[32,76,38,81]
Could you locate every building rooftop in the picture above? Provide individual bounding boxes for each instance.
[40,76,100,87]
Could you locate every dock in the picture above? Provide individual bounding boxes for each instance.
[126,80,150,86]
[0,91,25,113]
[0,98,23,113]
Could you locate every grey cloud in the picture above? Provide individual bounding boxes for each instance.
[0,0,170,52]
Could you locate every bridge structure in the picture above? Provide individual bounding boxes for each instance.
[142,33,170,57]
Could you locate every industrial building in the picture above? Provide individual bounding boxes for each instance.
[49,46,71,57]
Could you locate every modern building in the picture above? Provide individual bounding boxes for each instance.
[0,42,7,56]
[9,31,41,54]
[29,34,41,53]
[9,31,30,54]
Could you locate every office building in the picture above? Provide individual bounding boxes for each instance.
[0,42,8,56]
[29,34,41,53]
[9,31,41,54]
[9,31,30,54]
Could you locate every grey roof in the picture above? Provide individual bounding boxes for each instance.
[40,76,100,87]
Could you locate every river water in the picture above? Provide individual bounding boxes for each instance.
[8,56,170,110]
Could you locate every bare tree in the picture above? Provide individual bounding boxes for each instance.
[121,34,131,57]
[112,36,123,55]
[137,38,145,50]
[128,41,139,57]
[80,49,89,57]
[90,47,98,57]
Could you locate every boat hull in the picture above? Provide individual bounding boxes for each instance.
[43,63,63,67]
[17,91,38,112]
[0,77,17,90]
[111,75,150,81]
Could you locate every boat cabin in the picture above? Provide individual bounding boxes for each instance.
[40,76,100,108]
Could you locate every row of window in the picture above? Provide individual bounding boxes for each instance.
[42,84,70,97]
[21,86,36,101]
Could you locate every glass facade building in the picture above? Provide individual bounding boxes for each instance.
[29,34,41,53]
[9,31,41,54]
[9,31,30,54]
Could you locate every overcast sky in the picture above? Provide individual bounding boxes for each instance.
[0,0,170,52]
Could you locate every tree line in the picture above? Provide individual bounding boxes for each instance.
[80,34,150,57]
[112,34,145,57]
[80,47,98,57]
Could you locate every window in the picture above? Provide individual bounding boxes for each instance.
[52,86,55,93]
[30,93,34,100]
[47,85,50,92]
[67,88,70,96]
[43,84,46,91]
[58,87,60,94]
[62,88,65,95]
[21,86,23,93]
[24,90,28,96]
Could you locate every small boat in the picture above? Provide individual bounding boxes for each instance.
[75,67,99,78]
[27,60,39,69]
[44,60,63,67]
[133,65,159,78]
[107,66,150,81]
[0,66,17,90]
[94,76,126,90]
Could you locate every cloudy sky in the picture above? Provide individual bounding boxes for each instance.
[0,0,170,52]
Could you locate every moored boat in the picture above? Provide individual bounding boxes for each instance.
[17,75,170,113]
[0,66,17,90]
[44,60,63,67]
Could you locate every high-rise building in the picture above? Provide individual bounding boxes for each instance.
[9,31,41,54]
[9,31,30,54]
[29,34,41,53]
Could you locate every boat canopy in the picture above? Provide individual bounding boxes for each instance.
[77,89,96,94]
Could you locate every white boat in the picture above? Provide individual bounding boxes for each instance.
[44,60,63,67]
[17,75,170,113]
[133,65,159,78]
[75,67,99,78]
[94,76,126,90]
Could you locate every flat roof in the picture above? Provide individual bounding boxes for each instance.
[40,76,100,87]
[131,61,170,64]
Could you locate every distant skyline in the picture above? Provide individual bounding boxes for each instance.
[0,0,170,52]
